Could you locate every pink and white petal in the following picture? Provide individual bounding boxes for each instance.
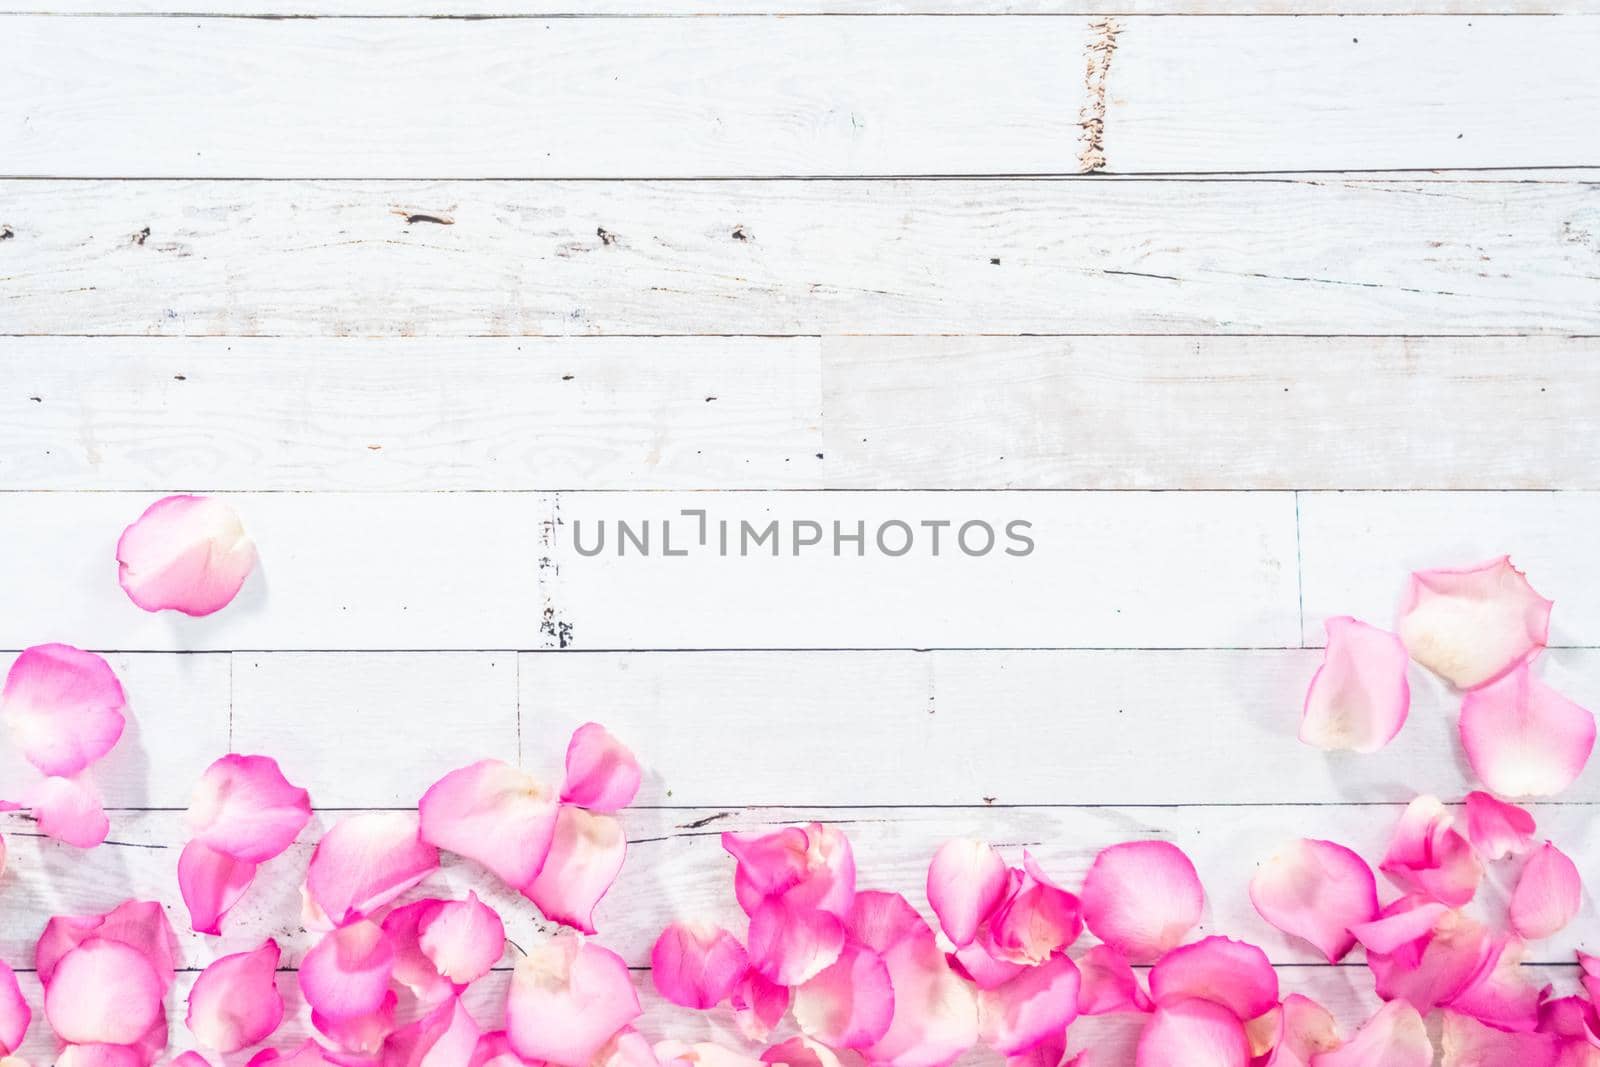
[1299,619,1411,753]
[1461,668,1596,799]
[761,1037,846,1067]
[247,1040,344,1066]
[1147,937,1278,1021]
[723,824,855,919]
[25,776,109,849]
[656,1043,763,1067]
[793,942,895,1050]
[1264,994,1342,1067]
[731,971,790,1044]
[505,935,641,1067]
[310,992,395,1056]
[0,962,27,1055]
[48,900,180,990]
[926,839,1009,949]
[1135,998,1250,1067]
[593,1030,663,1067]
[418,892,505,986]
[1366,907,1496,1015]
[44,940,165,1046]
[949,939,1027,991]
[650,922,750,1010]
[977,954,1079,1057]
[1,645,126,777]
[117,495,258,617]
[1081,842,1204,964]
[748,899,846,987]
[305,812,438,926]
[848,890,931,955]
[1440,1011,1560,1067]
[1310,1001,1430,1067]
[469,1031,539,1067]
[1006,1031,1067,1067]
[560,723,641,813]
[1249,839,1378,963]
[1511,842,1583,940]
[1076,945,1150,1016]
[1447,937,1542,1033]
[384,996,482,1067]
[987,856,1082,966]
[53,1046,145,1067]
[172,1054,215,1067]
[1398,556,1552,691]
[1465,791,1538,861]
[1379,796,1481,907]
[186,755,310,863]
[863,931,979,1067]
[298,921,395,1022]
[187,940,284,1053]
[178,841,258,936]
[418,760,558,892]
[380,900,453,1004]
[521,805,626,935]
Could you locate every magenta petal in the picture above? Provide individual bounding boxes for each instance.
[1135,998,1251,1067]
[44,940,165,1046]
[1379,796,1482,907]
[505,935,641,1067]
[25,776,109,848]
[1460,667,1596,798]
[1082,841,1204,964]
[1510,842,1582,940]
[1148,937,1278,1021]
[977,954,1079,1057]
[178,840,258,935]
[306,812,438,926]
[1447,936,1541,1033]
[1464,791,1537,861]
[748,899,846,986]
[560,723,641,813]
[117,495,258,616]
[186,755,310,863]
[521,804,626,934]
[723,823,855,919]
[1,645,126,777]
[863,931,978,1067]
[1300,618,1411,753]
[1249,839,1378,963]
[1397,556,1552,691]
[731,971,790,1044]
[419,760,558,891]
[987,855,1082,966]
[187,940,284,1053]
[793,942,895,1050]
[298,920,395,1022]
[0,960,29,1055]
[1076,944,1150,1016]
[650,922,749,1010]
[927,839,1009,948]
[1311,1000,1431,1067]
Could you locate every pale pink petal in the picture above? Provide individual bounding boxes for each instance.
[731,971,790,1044]
[650,922,749,1010]
[380,900,454,1004]
[987,854,1082,966]
[1349,898,1450,956]
[470,1031,538,1067]
[385,997,482,1067]
[560,723,641,813]
[306,812,438,926]
[0,962,28,1055]
[977,954,1079,1057]
[173,1054,215,1067]
[723,824,856,919]
[23,776,109,849]
[748,899,846,986]
[505,934,641,1067]
[761,1037,845,1067]
[863,930,978,1067]
[1398,556,1552,690]
[1300,618,1410,753]
[1310,1001,1431,1067]
[1379,796,1482,907]
[247,1040,343,1066]
[54,1046,146,1067]
[848,890,931,954]
[1076,944,1150,1016]
[793,942,895,1050]
[186,755,310,863]
[310,993,395,1056]
[36,900,179,990]
[1007,1032,1067,1067]
[655,1042,761,1067]
[187,940,284,1053]
[419,760,558,891]
[1439,1011,1559,1067]
[298,920,395,1021]
[1580,950,1600,1004]
[521,804,626,934]
[1249,839,1378,963]
[178,841,258,936]
[1461,668,1596,798]
[1081,841,1204,964]
[927,839,1009,949]
[594,1029,662,1067]
[418,892,505,985]
[117,495,258,617]
[1264,994,1341,1067]
[1135,998,1250,1067]
[1,645,126,777]
[1511,842,1582,940]
[1148,937,1278,1021]
[1465,791,1537,860]
[44,940,165,1046]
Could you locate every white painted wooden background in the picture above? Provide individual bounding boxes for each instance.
[2,1,1600,1062]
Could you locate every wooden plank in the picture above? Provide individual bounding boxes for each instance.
[5,179,1596,336]
[0,491,1300,651]
[5,805,1597,973]
[8,336,1600,492]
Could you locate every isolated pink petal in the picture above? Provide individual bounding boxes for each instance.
[186,755,310,863]
[187,940,284,1053]
[521,804,626,934]
[419,760,558,891]
[1461,667,1596,798]
[299,920,395,1021]
[306,812,438,925]
[724,823,856,918]
[1311,1000,1430,1067]
[1148,937,1278,1021]
[927,839,1009,948]
[1264,994,1342,1067]
[1081,841,1204,963]
[748,898,846,986]
[24,776,109,848]
[1249,839,1378,962]
[1136,998,1250,1067]
[1076,944,1150,1015]
[977,953,1079,1057]
[863,930,979,1067]
[117,495,258,616]
[1,644,126,777]
[505,934,641,1067]
[0,961,28,1055]
[1398,556,1552,690]
[1379,795,1482,907]
[987,854,1082,966]
[178,840,258,935]
[1465,791,1537,860]
[1300,618,1411,753]
[650,922,749,1010]
[560,723,641,813]
[1440,1011,1559,1067]
[1510,842,1582,940]
[45,940,165,1046]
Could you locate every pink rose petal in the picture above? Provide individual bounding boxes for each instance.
[1364,902,1494,1014]
[927,839,1009,949]
[1082,841,1204,964]
[949,938,1026,991]
[748,899,846,986]
[187,940,285,1053]
[247,1041,344,1066]
[1249,839,1379,963]
[186,755,310,863]
[762,1037,846,1067]
[1,644,126,777]
[1148,937,1278,1021]
[731,971,790,1044]
[522,804,627,934]
[793,942,895,1050]
[117,495,258,617]
[1460,667,1596,798]
[1397,556,1552,690]
[987,854,1082,966]
[561,723,641,813]
[723,824,855,919]
[54,1046,147,1067]
[419,760,558,891]
[0,961,28,1055]
[1379,795,1481,907]
[1349,898,1450,956]
[44,940,165,1046]
[418,891,505,986]
[1264,994,1342,1067]
[505,934,641,1067]
[1510,842,1582,940]
[36,900,178,990]
[298,920,395,1022]
[23,776,109,849]
[306,812,438,926]
[863,930,978,1067]
[1439,1011,1558,1067]
[1448,936,1541,1033]
[650,922,750,1010]
[178,840,258,935]
[385,997,482,1067]
[1464,791,1537,860]
[381,900,456,1004]
[470,1031,539,1067]
[1076,944,1151,1016]
[173,1053,215,1067]
[976,953,1079,1057]
[1136,998,1251,1067]
[848,890,931,954]
[1310,1000,1431,1067]
[1300,618,1411,753]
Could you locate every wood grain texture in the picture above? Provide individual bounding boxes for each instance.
[7,336,1600,491]
[5,179,1598,336]
[2,0,1590,14]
